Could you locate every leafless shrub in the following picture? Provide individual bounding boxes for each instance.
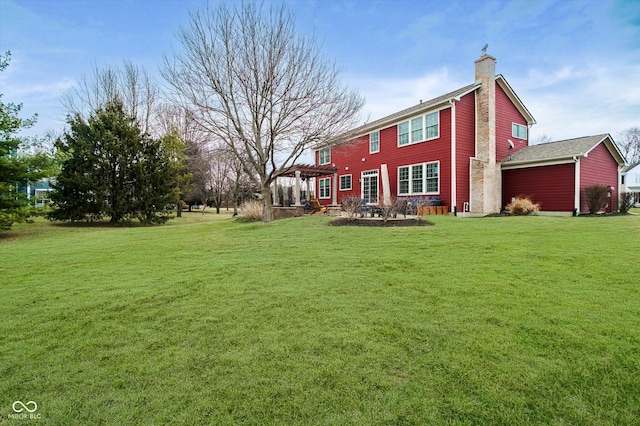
[379,198,406,222]
[619,191,635,214]
[506,197,540,215]
[415,198,435,216]
[341,198,363,221]
[584,184,610,214]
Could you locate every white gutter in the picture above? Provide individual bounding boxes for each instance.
[501,153,585,169]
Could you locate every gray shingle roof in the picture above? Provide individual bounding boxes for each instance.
[502,134,611,165]
[347,82,480,138]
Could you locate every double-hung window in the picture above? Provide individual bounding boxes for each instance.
[425,162,439,193]
[319,177,331,199]
[398,161,439,195]
[398,111,439,146]
[398,122,410,146]
[512,123,527,139]
[339,174,352,191]
[319,147,330,165]
[411,117,423,143]
[426,112,439,139]
[370,131,380,153]
[398,167,409,194]
[411,165,423,193]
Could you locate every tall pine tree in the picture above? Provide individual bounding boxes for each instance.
[49,100,180,224]
[1,51,53,231]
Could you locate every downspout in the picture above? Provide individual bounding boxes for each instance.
[573,156,580,216]
[449,99,457,215]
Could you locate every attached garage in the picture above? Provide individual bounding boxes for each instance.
[501,134,625,214]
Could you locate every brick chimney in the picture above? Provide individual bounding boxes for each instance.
[470,54,501,214]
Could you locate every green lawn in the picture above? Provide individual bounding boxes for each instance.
[1,212,639,425]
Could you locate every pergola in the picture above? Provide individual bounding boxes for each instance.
[276,163,338,206]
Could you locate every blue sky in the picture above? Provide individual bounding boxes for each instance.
[1,0,639,148]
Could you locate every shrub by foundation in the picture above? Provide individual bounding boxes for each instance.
[619,191,635,214]
[584,184,610,214]
[506,197,540,215]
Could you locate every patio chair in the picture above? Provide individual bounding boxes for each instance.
[310,197,327,215]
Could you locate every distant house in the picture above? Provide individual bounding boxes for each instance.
[19,178,54,208]
[313,54,625,215]
[621,161,640,206]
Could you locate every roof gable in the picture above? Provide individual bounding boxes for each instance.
[502,134,626,168]
[495,75,535,125]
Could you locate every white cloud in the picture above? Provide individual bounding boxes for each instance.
[349,67,465,124]
[522,60,640,143]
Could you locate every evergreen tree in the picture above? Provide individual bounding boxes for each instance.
[49,100,180,224]
[0,51,52,231]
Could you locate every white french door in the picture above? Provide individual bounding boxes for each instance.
[361,170,379,204]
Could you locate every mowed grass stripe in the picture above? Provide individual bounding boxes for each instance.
[1,213,639,424]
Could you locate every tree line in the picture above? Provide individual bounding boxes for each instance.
[1,1,363,228]
[2,1,639,230]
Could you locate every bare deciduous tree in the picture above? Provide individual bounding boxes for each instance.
[162,1,364,221]
[205,146,232,214]
[155,103,208,148]
[61,61,159,135]
[617,126,640,164]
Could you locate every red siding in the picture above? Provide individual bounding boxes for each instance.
[579,142,619,212]
[496,83,528,161]
[503,164,575,212]
[326,135,370,201]
[318,107,453,207]
[454,92,475,213]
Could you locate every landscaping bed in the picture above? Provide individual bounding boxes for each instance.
[328,217,433,226]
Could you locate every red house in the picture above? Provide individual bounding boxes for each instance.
[502,135,625,214]
[314,54,625,215]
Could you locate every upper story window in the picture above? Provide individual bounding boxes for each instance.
[399,111,439,146]
[398,122,409,146]
[426,112,439,138]
[411,117,423,143]
[370,131,380,153]
[512,123,527,139]
[319,147,330,165]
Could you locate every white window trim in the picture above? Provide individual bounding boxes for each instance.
[319,177,331,199]
[319,147,330,165]
[512,123,527,139]
[397,161,440,196]
[339,174,352,191]
[398,110,440,147]
[361,169,379,205]
[369,131,380,154]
